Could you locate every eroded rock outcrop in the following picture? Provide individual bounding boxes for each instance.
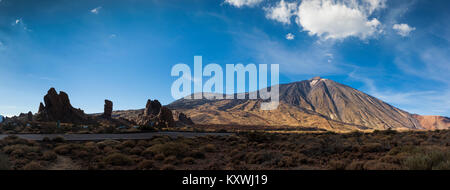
[103,100,113,119]
[137,99,175,128]
[173,110,194,126]
[36,88,88,123]
[27,111,33,121]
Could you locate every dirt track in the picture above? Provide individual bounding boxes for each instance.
[0,132,231,141]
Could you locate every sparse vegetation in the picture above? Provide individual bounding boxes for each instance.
[0,130,448,170]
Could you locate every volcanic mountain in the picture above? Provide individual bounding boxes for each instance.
[412,115,450,130]
[167,77,429,131]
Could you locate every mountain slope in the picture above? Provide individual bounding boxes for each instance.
[413,115,450,130]
[168,77,424,131]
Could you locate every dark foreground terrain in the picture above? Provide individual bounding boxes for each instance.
[0,130,449,170]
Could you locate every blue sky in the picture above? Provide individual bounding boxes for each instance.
[0,0,449,117]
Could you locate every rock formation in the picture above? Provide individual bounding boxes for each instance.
[173,110,194,126]
[103,100,113,119]
[137,99,175,128]
[36,88,88,123]
[27,111,33,121]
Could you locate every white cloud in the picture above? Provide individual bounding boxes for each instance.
[296,0,384,40]
[361,0,387,14]
[393,23,415,37]
[237,30,343,75]
[264,0,298,24]
[224,0,263,8]
[285,33,295,40]
[91,6,102,14]
[12,18,21,26]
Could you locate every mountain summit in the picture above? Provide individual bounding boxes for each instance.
[168,77,426,131]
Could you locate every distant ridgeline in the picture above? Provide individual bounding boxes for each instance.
[0,115,3,123]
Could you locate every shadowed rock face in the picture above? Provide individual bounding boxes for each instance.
[137,99,175,128]
[27,111,33,121]
[173,111,194,126]
[168,77,425,131]
[103,100,113,119]
[36,88,88,123]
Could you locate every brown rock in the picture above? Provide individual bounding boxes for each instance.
[27,111,33,122]
[103,100,113,119]
[172,111,194,125]
[137,99,175,128]
[144,99,162,116]
[38,103,45,113]
[36,88,88,123]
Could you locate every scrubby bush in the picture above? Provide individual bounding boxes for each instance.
[42,151,57,161]
[54,144,72,155]
[137,160,154,170]
[403,149,450,170]
[163,155,178,165]
[360,143,385,153]
[0,153,11,170]
[104,153,134,166]
[147,142,189,158]
[22,161,44,170]
[202,144,216,153]
[363,160,400,170]
[183,157,195,165]
[189,150,205,159]
[160,164,175,170]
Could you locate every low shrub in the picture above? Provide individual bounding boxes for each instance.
[42,151,57,161]
[103,153,134,166]
[22,161,44,170]
[0,153,11,170]
[137,160,154,170]
[148,142,189,158]
[182,157,195,165]
[202,144,216,153]
[403,149,450,170]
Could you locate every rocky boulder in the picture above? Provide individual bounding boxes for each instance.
[137,99,175,128]
[27,111,33,121]
[103,100,113,119]
[172,110,194,126]
[36,88,88,123]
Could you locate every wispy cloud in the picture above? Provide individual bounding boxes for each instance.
[264,0,298,25]
[223,0,263,8]
[393,23,416,37]
[11,18,32,31]
[285,33,295,40]
[91,6,102,14]
[236,29,343,75]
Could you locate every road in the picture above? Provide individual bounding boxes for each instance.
[0,132,231,141]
